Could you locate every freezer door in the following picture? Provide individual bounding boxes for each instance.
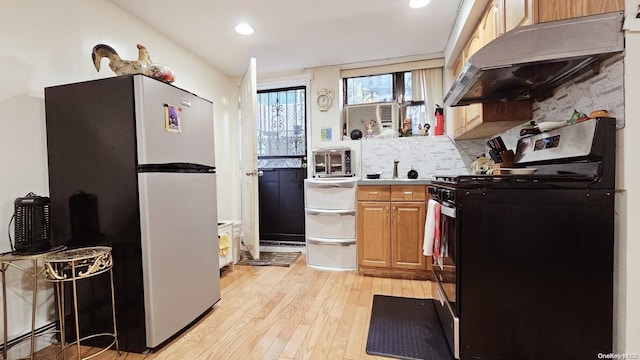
[134,75,215,166]
[137,171,220,348]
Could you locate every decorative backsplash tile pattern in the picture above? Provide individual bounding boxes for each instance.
[533,59,624,126]
[361,136,471,179]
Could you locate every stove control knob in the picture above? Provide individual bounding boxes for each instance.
[443,190,455,202]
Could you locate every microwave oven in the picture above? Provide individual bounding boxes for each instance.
[312,147,354,178]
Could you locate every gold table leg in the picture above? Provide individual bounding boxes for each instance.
[44,247,119,359]
[1,264,8,360]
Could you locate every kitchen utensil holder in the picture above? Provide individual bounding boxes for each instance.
[499,150,515,168]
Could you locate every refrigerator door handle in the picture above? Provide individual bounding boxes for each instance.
[137,163,215,173]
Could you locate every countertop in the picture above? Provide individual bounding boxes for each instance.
[357,178,434,186]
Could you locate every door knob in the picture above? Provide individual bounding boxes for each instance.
[258,170,264,176]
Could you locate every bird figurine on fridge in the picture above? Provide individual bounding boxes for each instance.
[91,43,175,83]
[92,43,148,75]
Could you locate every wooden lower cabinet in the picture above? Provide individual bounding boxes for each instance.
[391,201,427,269]
[357,185,431,279]
[357,201,390,268]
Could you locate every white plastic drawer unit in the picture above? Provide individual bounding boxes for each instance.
[306,237,357,271]
[304,178,357,210]
[305,209,356,239]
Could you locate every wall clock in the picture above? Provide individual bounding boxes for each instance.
[316,88,335,112]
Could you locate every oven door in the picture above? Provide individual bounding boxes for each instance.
[431,196,459,359]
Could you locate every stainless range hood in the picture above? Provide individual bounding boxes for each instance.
[444,11,624,107]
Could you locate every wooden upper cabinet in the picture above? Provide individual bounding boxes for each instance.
[502,0,534,32]
[452,57,466,138]
[450,0,533,140]
[481,0,503,45]
[463,30,483,133]
[537,0,624,23]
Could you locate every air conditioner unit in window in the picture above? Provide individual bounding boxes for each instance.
[344,102,398,137]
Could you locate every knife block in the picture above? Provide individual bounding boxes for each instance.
[498,150,515,168]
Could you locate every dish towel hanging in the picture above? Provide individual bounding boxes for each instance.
[219,233,230,256]
[423,199,440,256]
[432,202,442,264]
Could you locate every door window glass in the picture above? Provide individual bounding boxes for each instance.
[257,87,306,163]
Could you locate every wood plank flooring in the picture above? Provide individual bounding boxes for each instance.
[34,254,434,359]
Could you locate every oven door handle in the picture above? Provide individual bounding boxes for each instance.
[440,204,456,218]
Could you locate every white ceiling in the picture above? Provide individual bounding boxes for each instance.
[108,0,463,77]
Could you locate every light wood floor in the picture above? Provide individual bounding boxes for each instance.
[34,254,434,360]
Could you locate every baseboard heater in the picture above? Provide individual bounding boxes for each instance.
[0,321,58,353]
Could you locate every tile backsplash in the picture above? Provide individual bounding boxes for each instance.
[495,59,624,152]
[361,136,474,179]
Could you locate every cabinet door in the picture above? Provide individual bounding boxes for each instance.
[537,0,624,23]
[480,0,502,46]
[357,201,390,268]
[466,0,502,134]
[452,56,466,138]
[391,202,427,270]
[464,32,483,132]
[502,0,534,32]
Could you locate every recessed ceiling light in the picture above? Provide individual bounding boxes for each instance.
[409,0,431,9]
[235,23,254,35]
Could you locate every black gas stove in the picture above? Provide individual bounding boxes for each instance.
[429,117,616,360]
[432,117,616,191]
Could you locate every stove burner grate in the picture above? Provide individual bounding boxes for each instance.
[433,173,598,188]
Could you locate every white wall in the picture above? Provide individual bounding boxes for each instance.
[0,0,236,345]
[621,1,640,353]
[308,66,343,151]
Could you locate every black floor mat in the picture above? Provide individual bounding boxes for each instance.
[366,295,454,360]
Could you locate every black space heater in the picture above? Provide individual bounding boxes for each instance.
[11,192,52,254]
